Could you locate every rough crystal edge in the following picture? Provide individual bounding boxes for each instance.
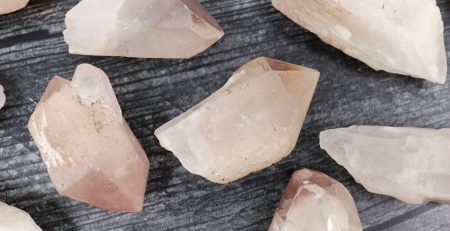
[155,57,319,184]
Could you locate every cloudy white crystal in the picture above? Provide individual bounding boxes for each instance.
[320,126,450,204]
[0,0,29,14]
[63,0,224,58]
[0,201,41,231]
[156,57,319,183]
[272,0,447,83]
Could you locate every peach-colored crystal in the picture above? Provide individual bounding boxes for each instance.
[269,169,363,231]
[155,57,319,183]
[63,0,224,58]
[0,0,29,14]
[28,64,150,212]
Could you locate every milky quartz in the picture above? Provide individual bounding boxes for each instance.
[28,64,150,212]
[155,57,319,183]
[63,0,224,59]
[0,202,41,231]
[320,126,450,204]
[0,0,28,14]
[0,85,5,110]
[272,0,447,84]
[269,169,362,231]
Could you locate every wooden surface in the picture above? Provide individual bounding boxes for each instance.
[0,0,449,230]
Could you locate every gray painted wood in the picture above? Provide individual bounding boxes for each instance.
[0,0,449,230]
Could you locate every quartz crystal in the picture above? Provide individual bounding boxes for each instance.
[155,57,319,183]
[0,201,41,231]
[272,0,447,84]
[63,0,224,59]
[28,64,150,212]
[320,126,450,204]
[0,85,5,110]
[0,0,29,14]
[269,169,362,231]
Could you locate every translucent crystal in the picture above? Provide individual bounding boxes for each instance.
[272,0,447,83]
[0,201,41,231]
[0,0,28,14]
[269,169,362,231]
[320,126,450,204]
[28,64,150,212]
[155,57,319,183]
[63,0,224,58]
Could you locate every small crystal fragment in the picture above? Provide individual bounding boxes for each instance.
[0,84,5,110]
[0,201,42,231]
[0,0,28,14]
[272,0,447,83]
[155,57,319,183]
[28,64,150,212]
[320,126,450,204]
[63,0,224,58]
[269,169,362,231]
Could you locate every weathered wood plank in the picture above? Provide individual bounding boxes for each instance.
[0,0,449,230]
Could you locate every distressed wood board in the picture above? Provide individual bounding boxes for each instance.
[0,0,449,230]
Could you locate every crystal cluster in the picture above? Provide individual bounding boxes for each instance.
[0,0,28,14]
[63,0,224,58]
[0,201,41,231]
[272,0,447,83]
[156,57,319,183]
[269,169,362,231]
[28,64,150,212]
[320,126,450,204]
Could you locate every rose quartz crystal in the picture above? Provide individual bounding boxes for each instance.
[269,169,363,231]
[0,201,41,231]
[28,64,150,212]
[0,0,29,14]
[272,0,447,84]
[156,57,319,183]
[63,0,224,58]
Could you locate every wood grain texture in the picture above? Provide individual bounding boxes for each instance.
[0,0,449,230]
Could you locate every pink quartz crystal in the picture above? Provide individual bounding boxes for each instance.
[269,169,363,231]
[28,64,150,212]
[63,0,224,58]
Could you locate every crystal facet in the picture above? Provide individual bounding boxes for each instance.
[272,0,447,83]
[0,0,28,14]
[0,201,41,231]
[269,169,362,231]
[155,57,319,183]
[28,64,150,212]
[320,126,450,204]
[63,0,224,58]
[0,85,5,110]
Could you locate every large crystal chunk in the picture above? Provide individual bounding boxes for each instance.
[0,201,41,231]
[28,64,150,212]
[63,0,224,58]
[155,57,319,183]
[320,126,450,204]
[269,169,362,231]
[0,0,28,14]
[272,0,447,83]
